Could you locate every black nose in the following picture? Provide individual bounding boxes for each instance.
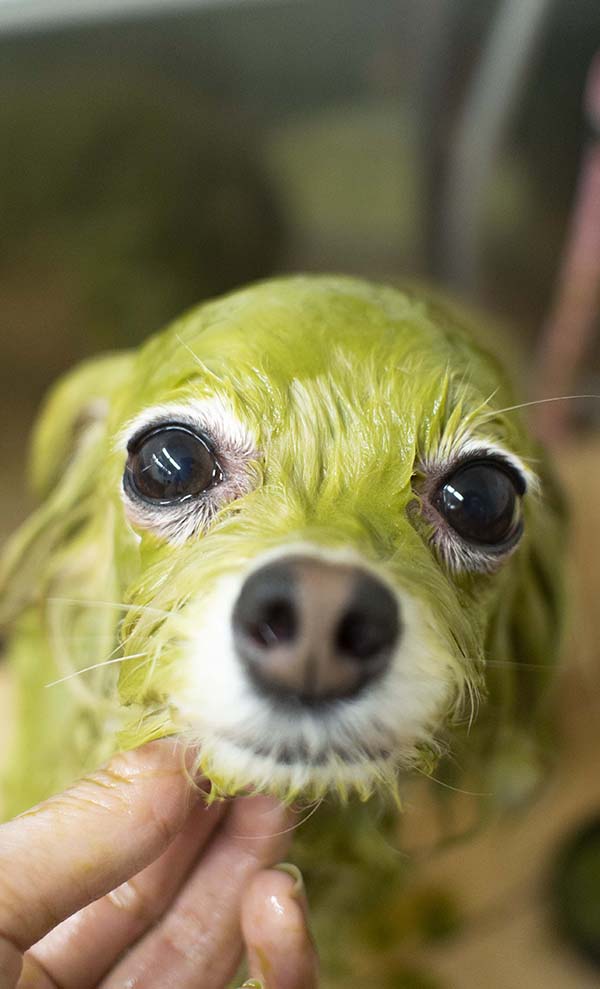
[232,556,400,705]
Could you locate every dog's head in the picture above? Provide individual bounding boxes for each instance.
[1,276,565,803]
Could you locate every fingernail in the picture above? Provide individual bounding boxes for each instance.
[273,861,304,898]
[239,981,263,988]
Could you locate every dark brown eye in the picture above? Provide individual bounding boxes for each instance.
[124,425,222,504]
[435,460,524,548]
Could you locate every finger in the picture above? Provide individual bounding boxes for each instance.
[242,867,319,989]
[27,797,228,989]
[0,738,200,974]
[100,795,294,989]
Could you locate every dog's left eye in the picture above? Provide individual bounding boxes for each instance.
[434,459,524,548]
[124,425,223,504]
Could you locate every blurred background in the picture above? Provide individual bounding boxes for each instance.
[1,0,600,986]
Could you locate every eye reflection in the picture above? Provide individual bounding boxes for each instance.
[125,424,223,504]
[435,460,523,547]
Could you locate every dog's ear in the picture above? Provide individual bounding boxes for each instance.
[0,352,133,623]
[30,352,133,499]
[462,460,567,810]
[434,457,567,824]
[0,353,137,812]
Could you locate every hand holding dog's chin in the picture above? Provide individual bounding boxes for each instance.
[0,739,318,989]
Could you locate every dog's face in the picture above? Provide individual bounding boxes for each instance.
[3,277,565,803]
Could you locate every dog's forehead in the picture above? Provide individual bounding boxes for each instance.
[118,278,527,478]
[133,276,504,405]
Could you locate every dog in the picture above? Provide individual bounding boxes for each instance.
[0,275,566,982]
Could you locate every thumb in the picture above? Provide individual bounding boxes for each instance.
[0,739,199,966]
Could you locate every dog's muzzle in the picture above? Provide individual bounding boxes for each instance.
[232,555,400,705]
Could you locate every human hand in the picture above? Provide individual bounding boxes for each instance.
[0,739,319,988]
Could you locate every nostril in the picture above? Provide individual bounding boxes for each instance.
[336,608,392,660]
[232,561,298,657]
[246,598,297,649]
[336,576,400,664]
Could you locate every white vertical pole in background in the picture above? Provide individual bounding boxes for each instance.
[442,0,554,294]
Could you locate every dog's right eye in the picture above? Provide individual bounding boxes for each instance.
[124,425,223,504]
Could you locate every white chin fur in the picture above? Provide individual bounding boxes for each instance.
[170,544,457,795]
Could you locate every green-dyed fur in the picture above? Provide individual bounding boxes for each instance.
[0,276,565,985]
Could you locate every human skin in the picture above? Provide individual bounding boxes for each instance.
[0,739,318,989]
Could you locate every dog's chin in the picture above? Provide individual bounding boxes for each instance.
[185,725,417,803]
[172,650,452,802]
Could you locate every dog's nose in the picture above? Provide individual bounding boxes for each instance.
[232,556,400,704]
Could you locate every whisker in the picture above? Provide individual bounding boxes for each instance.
[45,652,148,688]
[47,597,175,619]
[232,798,324,840]
[98,636,132,664]
[45,635,120,641]
[459,652,563,674]
[414,764,492,798]
[481,394,600,419]
[486,659,559,672]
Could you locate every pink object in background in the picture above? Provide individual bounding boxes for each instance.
[535,51,600,443]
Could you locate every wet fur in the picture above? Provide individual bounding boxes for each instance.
[0,276,566,985]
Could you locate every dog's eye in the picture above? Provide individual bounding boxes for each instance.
[435,460,524,547]
[125,425,223,504]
